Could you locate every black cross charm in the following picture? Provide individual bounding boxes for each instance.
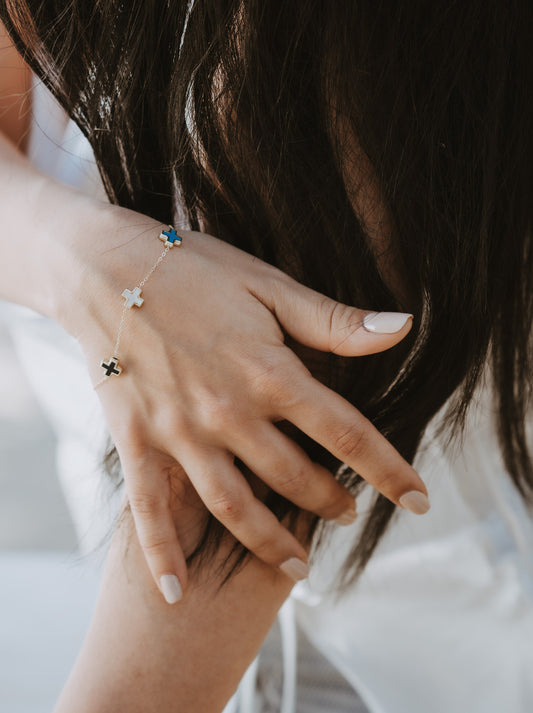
[100,356,122,377]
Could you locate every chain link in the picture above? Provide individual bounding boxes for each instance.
[139,246,170,287]
[93,230,178,390]
[114,300,129,355]
[92,373,108,389]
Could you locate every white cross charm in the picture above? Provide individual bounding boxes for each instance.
[122,286,144,308]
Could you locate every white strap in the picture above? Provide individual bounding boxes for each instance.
[228,597,298,713]
[222,693,238,713]
[278,597,298,713]
[238,655,260,713]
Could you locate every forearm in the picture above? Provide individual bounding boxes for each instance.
[0,130,169,347]
[54,503,296,713]
[0,20,108,332]
[0,131,97,327]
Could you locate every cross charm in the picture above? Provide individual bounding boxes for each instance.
[159,226,182,247]
[122,286,144,308]
[100,356,122,378]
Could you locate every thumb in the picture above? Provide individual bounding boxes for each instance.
[266,274,413,357]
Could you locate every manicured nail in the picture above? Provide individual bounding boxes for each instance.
[334,503,357,526]
[399,491,431,515]
[363,312,413,334]
[280,558,310,582]
[160,574,183,604]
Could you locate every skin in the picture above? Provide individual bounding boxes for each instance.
[54,470,304,712]
[0,23,430,710]
[0,115,427,592]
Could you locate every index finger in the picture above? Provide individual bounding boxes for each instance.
[279,375,430,514]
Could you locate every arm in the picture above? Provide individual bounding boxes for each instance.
[0,24,429,604]
[0,127,293,696]
[54,478,299,713]
[0,119,429,594]
[0,126,76,318]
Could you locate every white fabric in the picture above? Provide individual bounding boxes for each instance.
[292,387,533,713]
[8,78,533,713]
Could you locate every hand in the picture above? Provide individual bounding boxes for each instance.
[68,203,429,603]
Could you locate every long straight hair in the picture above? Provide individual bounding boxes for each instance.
[3,0,533,585]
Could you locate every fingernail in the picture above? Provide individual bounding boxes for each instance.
[334,502,358,526]
[399,491,431,515]
[363,312,413,334]
[280,558,310,582]
[160,574,183,604]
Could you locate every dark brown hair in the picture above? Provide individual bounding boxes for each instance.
[3,0,533,585]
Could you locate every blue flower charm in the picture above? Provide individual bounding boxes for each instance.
[159,226,183,247]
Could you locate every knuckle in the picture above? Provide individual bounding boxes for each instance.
[162,409,191,437]
[259,366,303,410]
[322,489,353,519]
[275,465,307,499]
[196,394,239,433]
[129,492,165,518]
[264,264,293,294]
[272,379,303,410]
[209,489,245,523]
[320,295,342,335]
[244,348,308,410]
[333,424,368,461]
[373,468,400,494]
[245,357,279,396]
[142,537,171,557]
[250,534,279,563]
[114,414,145,454]
[323,299,361,350]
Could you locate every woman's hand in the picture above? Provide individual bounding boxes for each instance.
[62,200,429,603]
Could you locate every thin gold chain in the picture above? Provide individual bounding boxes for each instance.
[93,229,179,389]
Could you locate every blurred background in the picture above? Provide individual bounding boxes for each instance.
[0,299,102,713]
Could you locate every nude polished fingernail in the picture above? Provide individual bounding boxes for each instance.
[334,503,357,526]
[399,491,431,515]
[280,558,310,582]
[363,312,413,334]
[160,574,183,604]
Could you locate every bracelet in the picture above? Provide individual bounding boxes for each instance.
[93,225,183,390]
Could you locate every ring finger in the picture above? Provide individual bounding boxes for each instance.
[225,420,357,524]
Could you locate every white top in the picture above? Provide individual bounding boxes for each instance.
[292,385,533,713]
[8,78,533,713]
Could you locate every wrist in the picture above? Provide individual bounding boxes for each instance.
[47,193,167,344]
[35,184,111,336]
